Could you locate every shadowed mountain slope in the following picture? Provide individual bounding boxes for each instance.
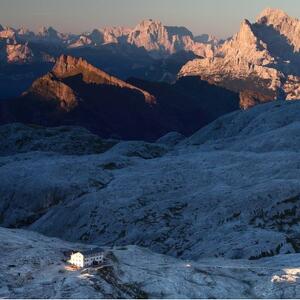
[0,55,239,140]
[0,101,300,262]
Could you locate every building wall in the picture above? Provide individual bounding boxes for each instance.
[84,254,104,266]
[69,252,84,267]
[70,252,104,267]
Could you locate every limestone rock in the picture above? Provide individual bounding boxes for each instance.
[179,8,300,108]
[52,55,156,103]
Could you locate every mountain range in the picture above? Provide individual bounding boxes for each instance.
[4,7,300,108]
[0,55,239,140]
[2,7,300,298]
[0,19,220,64]
[179,8,300,108]
[3,8,300,109]
[0,19,217,99]
[2,8,300,138]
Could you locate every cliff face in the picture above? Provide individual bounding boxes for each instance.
[6,43,34,64]
[179,8,300,109]
[127,19,214,58]
[0,19,221,60]
[256,8,300,52]
[67,19,216,58]
[0,55,239,141]
[52,55,156,103]
[29,73,78,111]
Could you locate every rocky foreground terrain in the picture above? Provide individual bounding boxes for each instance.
[1,227,300,298]
[0,100,300,297]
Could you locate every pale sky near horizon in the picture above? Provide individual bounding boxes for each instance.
[1,0,300,38]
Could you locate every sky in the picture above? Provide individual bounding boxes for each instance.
[1,0,300,38]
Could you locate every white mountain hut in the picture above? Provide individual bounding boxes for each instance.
[69,248,105,268]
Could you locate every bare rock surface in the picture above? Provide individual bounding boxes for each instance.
[179,8,300,108]
[0,123,117,156]
[1,55,239,141]
[69,19,217,58]
[0,20,218,64]
[127,19,215,58]
[156,131,185,147]
[0,101,299,263]
[6,43,34,64]
[51,55,156,103]
[1,227,300,298]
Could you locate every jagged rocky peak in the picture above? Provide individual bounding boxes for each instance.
[89,29,104,44]
[68,35,93,48]
[166,25,193,38]
[128,19,169,49]
[52,55,156,103]
[132,18,193,37]
[69,26,131,48]
[16,26,34,37]
[127,19,200,57]
[0,26,36,64]
[223,18,273,64]
[29,73,78,111]
[131,18,193,39]
[257,7,290,24]
[194,34,220,45]
[52,54,123,83]
[101,26,131,43]
[52,19,216,57]
[102,26,131,36]
[38,26,57,35]
[26,56,92,111]
[236,19,256,41]
[227,19,261,50]
[135,18,164,30]
[257,7,300,52]
[6,43,34,64]
[0,26,16,39]
[17,26,27,34]
[38,26,61,40]
[179,7,300,108]
[52,55,90,77]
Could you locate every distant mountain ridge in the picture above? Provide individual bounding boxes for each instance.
[24,55,156,113]
[179,8,300,108]
[73,19,217,58]
[6,8,300,107]
[50,55,156,103]
[0,55,239,140]
[0,19,220,64]
[0,20,219,99]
